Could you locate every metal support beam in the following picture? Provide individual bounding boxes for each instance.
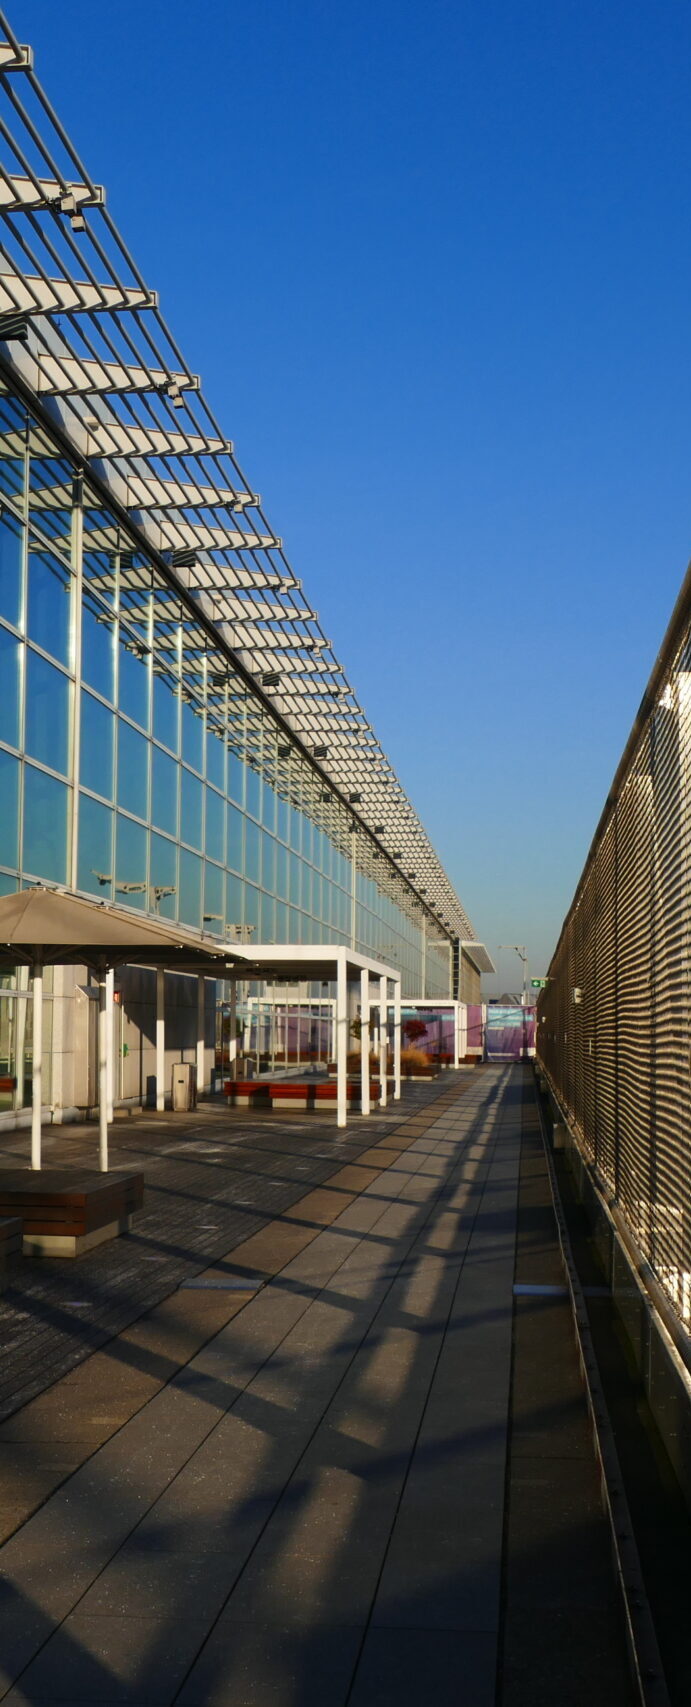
[393,979,402,1101]
[229,982,238,1081]
[31,956,42,1170]
[156,966,165,1111]
[360,967,370,1117]
[336,952,348,1130]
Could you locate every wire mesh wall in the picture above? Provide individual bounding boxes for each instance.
[538,607,691,1334]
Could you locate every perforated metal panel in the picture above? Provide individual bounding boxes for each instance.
[539,610,691,1333]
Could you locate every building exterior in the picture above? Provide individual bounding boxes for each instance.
[0,20,490,1124]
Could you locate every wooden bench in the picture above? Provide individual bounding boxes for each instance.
[0,1170,145,1258]
[225,1079,382,1112]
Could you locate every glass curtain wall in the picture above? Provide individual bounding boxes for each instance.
[0,381,451,999]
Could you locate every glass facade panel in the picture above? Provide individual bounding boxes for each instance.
[0,625,20,749]
[118,634,149,729]
[152,746,178,836]
[0,748,19,867]
[205,788,224,865]
[115,814,147,908]
[82,595,115,702]
[182,698,204,773]
[245,764,260,819]
[27,545,72,666]
[228,750,244,805]
[77,795,113,898]
[25,652,70,775]
[179,848,202,928]
[23,766,68,882]
[150,832,177,919]
[181,767,203,849]
[80,694,114,799]
[153,668,179,752]
[0,510,23,630]
[117,720,149,821]
[226,871,244,928]
[206,725,224,791]
[203,861,224,930]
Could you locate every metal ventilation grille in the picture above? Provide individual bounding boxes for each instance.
[539,619,691,1334]
[0,11,478,947]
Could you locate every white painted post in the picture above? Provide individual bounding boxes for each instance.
[196,974,205,1098]
[393,979,402,1101]
[360,967,370,1117]
[156,966,165,1111]
[98,968,108,1172]
[336,952,348,1129]
[229,982,238,1080]
[31,956,43,1170]
[379,974,388,1108]
[106,968,114,1121]
[453,1000,460,1070]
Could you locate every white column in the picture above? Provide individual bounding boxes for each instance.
[13,965,28,1114]
[98,968,109,1172]
[196,974,205,1097]
[393,978,402,1101]
[360,967,370,1117]
[229,982,238,1080]
[106,968,114,1121]
[336,952,348,1129]
[379,974,388,1108]
[31,956,43,1171]
[156,966,165,1111]
[453,1000,460,1070]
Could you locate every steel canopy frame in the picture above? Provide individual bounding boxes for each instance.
[0,13,479,948]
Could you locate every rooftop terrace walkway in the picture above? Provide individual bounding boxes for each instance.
[0,1067,633,1706]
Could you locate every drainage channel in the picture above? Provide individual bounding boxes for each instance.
[531,1077,671,1707]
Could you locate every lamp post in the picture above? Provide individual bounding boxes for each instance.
[497,944,529,1006]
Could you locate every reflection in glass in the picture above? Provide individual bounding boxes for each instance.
[150,832,177,920]
[181,767,202,849]
[0,626,20,749]
[153,668,179,752]
[182,697,204,773]
[0,510,22,630]
[117,720,149,820]
[118,633,149,728]
[205,787,224,864]
[275,900,288,942]
[80,694,114,799]
[29,451,72,549]
[115,814,147,908]
[179,848,201,928]
[27,546,71,665]
[203,862,224,930]
[261,777,277,833]
[82,596,115,701]
[289,854,301,907]
[0,748,19,867]
[77,795,113,898]
[227,803,244,872]
[23,766,68,882]
[245,883,259,931]
[0,393,25,505]
[25,652,70,775]
[277,796,289,843]
[275,842,288,900]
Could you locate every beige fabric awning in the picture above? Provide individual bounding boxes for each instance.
[0,886,239,972]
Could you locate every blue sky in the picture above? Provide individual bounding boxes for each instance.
[12,0,691,990]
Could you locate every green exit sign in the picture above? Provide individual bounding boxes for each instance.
[531,977,548,988]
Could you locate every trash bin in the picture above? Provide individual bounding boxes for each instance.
[171,1061,197,1111]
